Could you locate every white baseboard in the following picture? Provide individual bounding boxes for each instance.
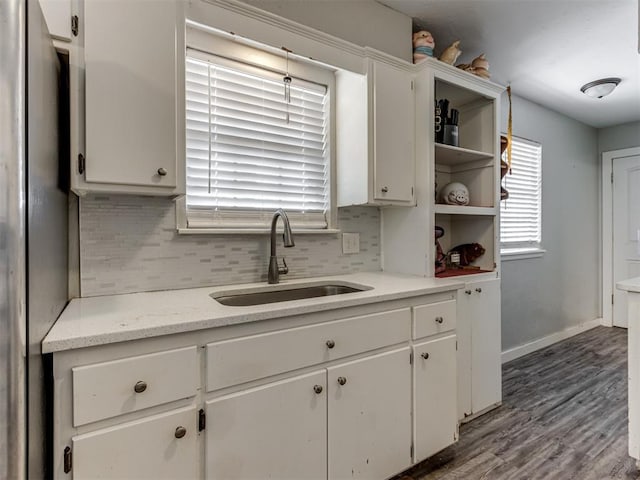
[501,318,603,364]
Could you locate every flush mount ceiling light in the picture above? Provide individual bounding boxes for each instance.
[580,78,621,98]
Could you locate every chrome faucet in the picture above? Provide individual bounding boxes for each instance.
[268,209,295,284]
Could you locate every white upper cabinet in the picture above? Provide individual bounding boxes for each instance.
[73,0,184,196]
[336,57,415,207]
[372,61,415,204]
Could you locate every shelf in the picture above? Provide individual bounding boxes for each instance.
[435,205,497,216]
[434,143,493,166]
[435,268,494,279]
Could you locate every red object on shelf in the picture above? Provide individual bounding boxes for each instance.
[435,268,493,278]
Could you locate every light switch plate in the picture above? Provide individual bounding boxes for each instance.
[342,233,360,254]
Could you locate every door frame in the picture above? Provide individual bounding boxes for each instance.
[602,146,640,326]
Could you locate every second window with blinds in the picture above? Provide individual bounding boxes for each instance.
[500,136,543,256]
[183,30,335,231]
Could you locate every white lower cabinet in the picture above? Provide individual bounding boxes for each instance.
[457,277,502,419]
[53,296,460,480]
[328,347,412,480]
[206,347,412,480]
[205,370,327,480]
[413,335,457,463]
[72,406,198,479]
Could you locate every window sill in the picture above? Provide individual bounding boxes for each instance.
[501,247,546,261]
[177,228,342,235]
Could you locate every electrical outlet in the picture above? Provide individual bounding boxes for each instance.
[342,233,360,254]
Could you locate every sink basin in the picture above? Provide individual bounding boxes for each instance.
[211,282,371,307]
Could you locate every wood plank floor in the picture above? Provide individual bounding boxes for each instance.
[400,326,639,480]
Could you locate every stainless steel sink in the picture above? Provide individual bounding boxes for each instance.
[211,282,371,307]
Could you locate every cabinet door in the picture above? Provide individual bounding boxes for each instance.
[463,278,501,414]
[413,335,457,462]
[372,61,414,203]
[456,286,473,420]
[84,0,177,189]
[72,406,197,479]
[328,347,412,480]
[206,370,327,480]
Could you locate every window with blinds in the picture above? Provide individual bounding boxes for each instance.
[185,51,330,229]
[500,137,542,250]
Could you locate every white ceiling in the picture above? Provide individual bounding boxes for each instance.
[378,0,640,129]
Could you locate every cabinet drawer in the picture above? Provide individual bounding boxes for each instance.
[72,346,198,427]
[413,300,456,339]
[206,308,411,391]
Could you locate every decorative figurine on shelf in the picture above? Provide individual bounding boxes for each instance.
[500,135,510,200]
[412,30,435,63]
[440,182,470,205]
[456,54,491,79]
[439,40,462,65]
[435,226,447,274]
[448,243,485,267]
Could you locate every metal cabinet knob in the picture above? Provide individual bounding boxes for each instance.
[157,167,168,176]
[134,381,147,393]
[421,352,430,360]
[476,287,483,293]
[337,376,347,386]
[435,316,444,324]
[381,186,389,193]
[174,426,187,439]
[326,340,335,349]
[313,385,323,394]
[465,290,472,295]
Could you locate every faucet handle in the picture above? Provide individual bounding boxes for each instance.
[279,257,289,275]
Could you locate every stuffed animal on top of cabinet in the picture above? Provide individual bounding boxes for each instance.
[412,30,435,63]
[457,54,491,79]
[439,40,462,65]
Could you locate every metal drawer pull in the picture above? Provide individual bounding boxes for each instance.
[381,186,389,193]
[326,340,335,349]
[465,290,472,295]
[337,376,347,386]
[134,381,147,393]
[421,352,430,360]
[157,167,167,176]
[313,385,323,394]
[435,316,444,324]
[174,426,187,439]
[476,287,482,293]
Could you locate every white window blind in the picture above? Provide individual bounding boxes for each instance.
[185,51,330,229]
[500,137,542,249]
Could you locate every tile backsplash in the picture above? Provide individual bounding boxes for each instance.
[79,195,381,297]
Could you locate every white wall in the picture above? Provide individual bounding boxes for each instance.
[500,94,600,351]
[242,0,413,62]
[598,120,640,155]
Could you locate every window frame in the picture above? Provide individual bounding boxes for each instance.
[499,135,544,258]
[178,26,337,234]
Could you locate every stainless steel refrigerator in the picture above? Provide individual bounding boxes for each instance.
[0,0,69,478]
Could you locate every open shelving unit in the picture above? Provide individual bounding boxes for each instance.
[431,68,502,279]
[380,58,503,280]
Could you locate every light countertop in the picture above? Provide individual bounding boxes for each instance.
[617,277,640,293]
[43,272,466,353]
